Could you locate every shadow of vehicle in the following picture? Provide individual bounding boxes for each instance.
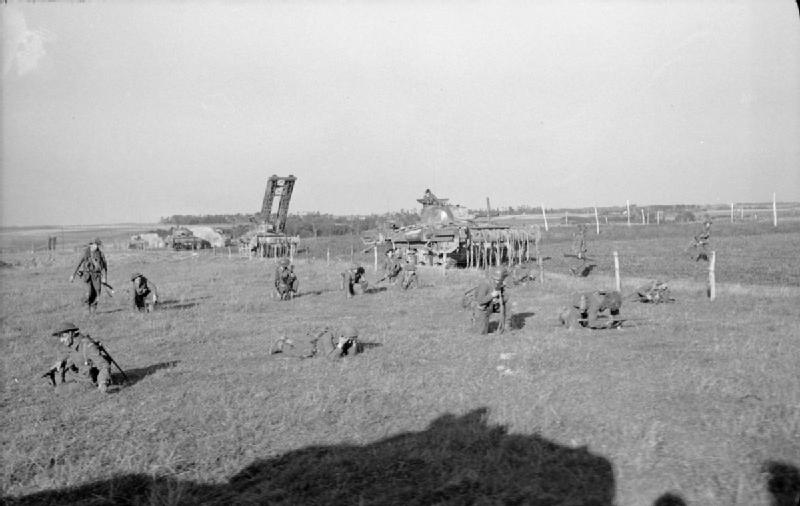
[653,492,687,505]
[112,361,180,388]
[762,461,800,506]
[7,408,616,506]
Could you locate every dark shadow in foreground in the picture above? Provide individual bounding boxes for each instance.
[5,408,615,506]
[112,361,180,388]
[762,461,800,506]
[653,492,687,506]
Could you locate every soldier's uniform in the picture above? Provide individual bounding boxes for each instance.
[49,322,112,392]
[471,268,513,335]
[689,219,712,261]
[342,264,368,298]
[571,224,588,260]
[70,238,108,312]
[560,291,623,329]
[383,251,402,284]
[400,261,418,290]
[270,325,360,359]
[274,258,299,300]
[131,272,158,312]
[634,280,673,303]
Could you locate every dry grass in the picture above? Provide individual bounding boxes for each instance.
[1,228,799,506]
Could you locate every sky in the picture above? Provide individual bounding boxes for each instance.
[1,1,799,226]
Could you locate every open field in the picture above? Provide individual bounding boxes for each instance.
[1,224,799,505]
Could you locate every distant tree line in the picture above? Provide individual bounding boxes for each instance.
[470,204,704,217]
[160,210,421,239]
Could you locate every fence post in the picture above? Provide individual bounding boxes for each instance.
[626,200,631,227]
[536,241,544,285]
[708,251,716,301]
[641,208,645,225]
[773,192,777,227]
[327,248,330,265]
[541,204,548,231]
[594,207,600,235]
[373,245,378,273]
[613,251,620,292]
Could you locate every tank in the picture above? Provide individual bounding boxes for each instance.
[366,189,539,268]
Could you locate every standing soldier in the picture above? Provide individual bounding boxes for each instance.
[274,257,299,300]
[559,290,623,329]
[571,223,588,260]
[43,322,113,392]
[471,267,513,335]
[131,272,159,312]
[69,238,108,313]
[342,263,368,298]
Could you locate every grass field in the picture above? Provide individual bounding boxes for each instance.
[1,222,799,505]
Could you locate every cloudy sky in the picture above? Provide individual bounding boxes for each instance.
[2,1,798,226]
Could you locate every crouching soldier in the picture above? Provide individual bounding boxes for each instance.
[274,258,299,300]
[400,260,418,290]
[342,264,368,298]
[269,325,360,359]
[131,272,159,312]
[634,280,673,303]
[559,290,623,329]
[471,267,513,335]
[382,250,403,284]
[43,322,113,392]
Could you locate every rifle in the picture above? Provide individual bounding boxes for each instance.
[497,290,506,334]
[41,362,77,386]
[93,339,129,383]
[102,281,115,296]
[574,316,649,328]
